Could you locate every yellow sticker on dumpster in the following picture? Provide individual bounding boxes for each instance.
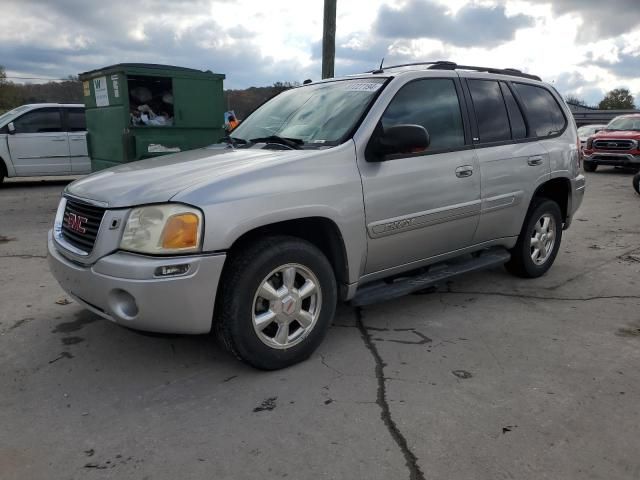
[83,81,90,96]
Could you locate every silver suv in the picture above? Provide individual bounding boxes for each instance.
[48,62,585,369]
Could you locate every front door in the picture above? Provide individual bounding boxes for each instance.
[8,107,70,175]
[357,77,481,275]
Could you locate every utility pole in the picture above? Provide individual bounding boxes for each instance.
[322,0,336,79]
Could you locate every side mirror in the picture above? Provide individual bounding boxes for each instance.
[7,122,15,134]
[370,124,430,161]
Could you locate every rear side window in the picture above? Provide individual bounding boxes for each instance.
[66,108,86,132]
[513,83,566,137]
[13,108,63,133]
[500,83,527,139]
[381,78,465,150]
[468,80,510,143]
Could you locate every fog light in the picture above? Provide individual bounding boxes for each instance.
[155,264,190,277]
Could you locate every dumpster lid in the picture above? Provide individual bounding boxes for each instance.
[79,63,225,80]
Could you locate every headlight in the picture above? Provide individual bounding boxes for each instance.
[120,204,203,254]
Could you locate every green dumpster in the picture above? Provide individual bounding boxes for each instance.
[79,63,225,171]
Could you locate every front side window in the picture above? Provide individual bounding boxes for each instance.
[468,79,511,143]
[13,108,63,133]
[380,78,465,150]
[231,78,387,146]
[513,83,566,137]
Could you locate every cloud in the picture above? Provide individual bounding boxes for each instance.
[551,71,605,105]
[590,52,640,79]
[0,0,314,87]
[374,0,533,47]
[528,0,640,42]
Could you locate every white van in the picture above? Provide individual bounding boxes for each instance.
[0,103,91,183]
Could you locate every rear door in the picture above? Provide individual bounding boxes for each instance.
[464,77,550,243]
[64,107,91,174]
[8,107,71,175]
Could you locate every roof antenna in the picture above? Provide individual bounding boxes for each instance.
[372,57,385,74]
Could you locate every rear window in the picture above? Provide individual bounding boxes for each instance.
[66,108,86,131]
[468,79,510,143]
[513,83,566,137]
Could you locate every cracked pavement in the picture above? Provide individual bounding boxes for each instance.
[1,171,640,479]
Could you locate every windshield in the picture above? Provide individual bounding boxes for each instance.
[230,78,387,146]
[606,116,640,131]
[0,105,30,126]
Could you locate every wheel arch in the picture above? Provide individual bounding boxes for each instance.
[532,177,571,224]
[222,217,351,299]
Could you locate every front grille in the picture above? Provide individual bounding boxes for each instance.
[61,198,106,253]
[593,139,636,151]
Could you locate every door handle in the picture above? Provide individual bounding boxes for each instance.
[527,156,543,166]
[455,165,474,178]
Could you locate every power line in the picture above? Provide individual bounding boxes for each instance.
[3,76,75,81]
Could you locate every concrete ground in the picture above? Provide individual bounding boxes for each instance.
[1,171,639,480]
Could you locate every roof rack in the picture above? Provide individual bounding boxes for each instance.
[370,61,541,81]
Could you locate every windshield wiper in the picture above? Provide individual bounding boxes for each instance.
[220,135,248,146]
[249,135,304,149]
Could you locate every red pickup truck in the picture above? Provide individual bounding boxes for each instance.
[582,114,640,172]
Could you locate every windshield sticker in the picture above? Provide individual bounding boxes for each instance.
[312,139,327,143]
[344,82,382,92]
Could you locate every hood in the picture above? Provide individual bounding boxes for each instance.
[593,129,640,139]
[66,146,319,208]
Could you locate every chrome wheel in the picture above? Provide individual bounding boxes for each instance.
[252,263,322,349]
[530,213,556,265]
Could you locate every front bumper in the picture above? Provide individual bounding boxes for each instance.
[583,152,640,167]
[48,231,226,334]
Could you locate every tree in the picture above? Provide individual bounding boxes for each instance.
[565,95,587,106]
[598,88,636,110]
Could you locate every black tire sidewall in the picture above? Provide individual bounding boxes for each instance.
[583,161,597,172]
[221,238,337,370]
[633,173,640,195]
[517,200,563,277]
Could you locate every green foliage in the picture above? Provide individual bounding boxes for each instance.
[598,88,636,110]
[0,64,83,113]
[565,95,587,106]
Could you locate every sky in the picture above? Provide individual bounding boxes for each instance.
[1,0,639,105]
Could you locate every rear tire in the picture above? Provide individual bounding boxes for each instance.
[506,198,563,278]
[633,172,640,195]
[216,235,337,370]
[583,161,597,172]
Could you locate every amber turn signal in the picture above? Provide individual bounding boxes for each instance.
[161,213,200,250]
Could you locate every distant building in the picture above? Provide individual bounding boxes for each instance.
[566,101,640,126]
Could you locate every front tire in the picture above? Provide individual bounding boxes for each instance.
[583,161,597,172]
[506,199,563,278]
[633,172,640,195]
[217,236,337,370]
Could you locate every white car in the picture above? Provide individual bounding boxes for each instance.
[0,103,91,183]
[577,124,607,149]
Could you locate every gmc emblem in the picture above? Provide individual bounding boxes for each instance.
[66,213,88,234]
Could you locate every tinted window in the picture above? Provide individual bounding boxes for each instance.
[381,79,465,150]
[513,83,566,137]
[13,108,63,133]
[500,83,527,139]
[66,108,86,131]
[468,80,510,143]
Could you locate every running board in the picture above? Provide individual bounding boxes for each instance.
[350,247,511,307]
